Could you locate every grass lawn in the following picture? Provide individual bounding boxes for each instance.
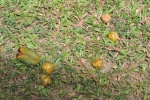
[0,0,150,100]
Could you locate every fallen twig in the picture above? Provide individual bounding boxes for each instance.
[73,53,102,87]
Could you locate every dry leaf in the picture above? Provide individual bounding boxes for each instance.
[101,62,113,73]
[106,46,121,52]
[111,65,118,69]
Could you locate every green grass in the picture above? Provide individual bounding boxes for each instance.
[0,0,150,100]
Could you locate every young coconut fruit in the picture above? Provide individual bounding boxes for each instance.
[108,31,119,42]
[100,14,111,24]
[42,62,55,75]
[16,47,40,65]
[41,75,52,87]
[92,58,104,69]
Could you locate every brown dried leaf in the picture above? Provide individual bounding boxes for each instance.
[101,62,113,73]
[111,65,118,69]
[106,46,121,52]
[136,8,141,14]
[78,18,84,28]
